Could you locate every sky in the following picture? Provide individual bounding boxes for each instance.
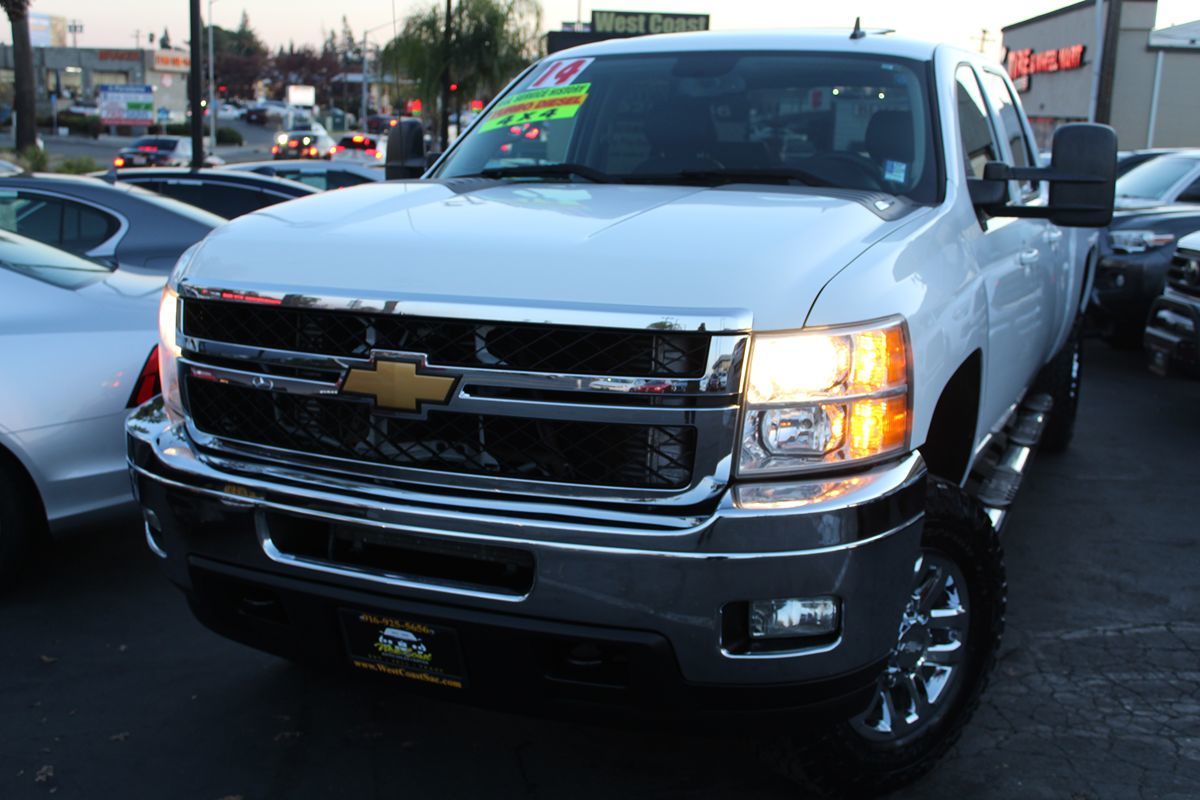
[5,0,1199,57]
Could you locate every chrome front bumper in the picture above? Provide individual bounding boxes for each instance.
[127,399,924,690]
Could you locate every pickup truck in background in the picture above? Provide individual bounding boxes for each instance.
[127,30,1115,797]
[1145,229,1200,376]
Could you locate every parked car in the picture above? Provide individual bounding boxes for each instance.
[1143,228,1200,375]
[0,231,164,578]
[106,167,318,219]
[272,127,337,160]
[243,107,269,125]
[67,101,100,117]
[330,132,386,164]
[0,173,221,269]
[1090,204,1200,343]
[113,135,223,169]
[127,31,1117,796]
[1114,150,1200,209]
[364,114,400,134]
[216,102,243,121]
[223,160,382,191]
[1116,148,1180,177]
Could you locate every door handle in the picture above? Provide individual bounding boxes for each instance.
[1019,248,1039,266]
[1044,228,1063,243]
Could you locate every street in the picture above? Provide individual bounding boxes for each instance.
[2,340,1198,800]
[30,120,282,169]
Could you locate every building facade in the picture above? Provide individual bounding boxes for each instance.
[0,45,192,122]
[1002,0,1199,150]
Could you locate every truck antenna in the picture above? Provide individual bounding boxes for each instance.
[850,17,866,40]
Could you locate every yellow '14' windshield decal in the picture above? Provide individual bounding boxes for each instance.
[478,83,591,132]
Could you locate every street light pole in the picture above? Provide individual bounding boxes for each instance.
[208,0,217,155]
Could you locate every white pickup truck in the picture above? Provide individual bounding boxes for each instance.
[127,30,1115,796]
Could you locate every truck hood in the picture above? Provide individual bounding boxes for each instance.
[185,181,924,331]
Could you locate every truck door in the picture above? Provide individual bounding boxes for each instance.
[979,67,1068,359]
[954,65,1051,432]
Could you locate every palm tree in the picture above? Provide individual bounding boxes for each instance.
[1,0,37,151]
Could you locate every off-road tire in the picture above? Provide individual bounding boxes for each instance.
[1036,323,1083,453]
[764,478,1006,799]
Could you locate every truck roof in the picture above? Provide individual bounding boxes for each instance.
[553,29,943,62]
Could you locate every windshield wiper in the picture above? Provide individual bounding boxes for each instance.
[472,163,621,183]
[623,168,835,188]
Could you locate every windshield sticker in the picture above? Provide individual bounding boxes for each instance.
[530,57,594,88]
[479,83,591,132]
[884,160,909,183]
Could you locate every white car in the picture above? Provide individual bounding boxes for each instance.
[216,102,243,121]
[128,29,1116,794]
[1,232,163,576]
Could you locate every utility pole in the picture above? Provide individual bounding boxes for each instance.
[440,0,451,151]
[133,29,141,49]
[68,20,83,49]
[360,30,369,131]
[208,0,217,155]
[1094,0,1123,124]
[189,0,204,167]
[973,29,994,55]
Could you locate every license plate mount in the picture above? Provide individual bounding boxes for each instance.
[339,608,467,689]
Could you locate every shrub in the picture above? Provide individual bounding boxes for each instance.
[51,112,102,138]
[56,155,100,174]
[18,146,48,172]
[216,127,243,146]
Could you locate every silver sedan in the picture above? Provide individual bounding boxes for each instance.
[0,232,165,576]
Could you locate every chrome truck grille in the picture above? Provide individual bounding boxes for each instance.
[176,295,746,504]
[1166,248,1200,297]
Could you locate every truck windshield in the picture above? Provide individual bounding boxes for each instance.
[437,51,938,202]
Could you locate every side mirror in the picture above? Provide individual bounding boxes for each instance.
[1046,123,1117,227]
[968,123,1117,228]
[384,121,427,180]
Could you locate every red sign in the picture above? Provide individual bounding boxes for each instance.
[1006,44,1086,80]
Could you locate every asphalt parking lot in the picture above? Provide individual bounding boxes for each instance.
[2,340,1198,800]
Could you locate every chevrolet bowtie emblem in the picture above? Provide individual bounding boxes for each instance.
[340,355,459,413]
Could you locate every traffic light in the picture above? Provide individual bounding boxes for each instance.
[449,83,458,92]
[218,84,227,95]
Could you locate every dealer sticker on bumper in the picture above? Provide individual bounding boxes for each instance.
[340,609,466,689]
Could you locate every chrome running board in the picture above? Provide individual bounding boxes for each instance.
[969,393,1052,533]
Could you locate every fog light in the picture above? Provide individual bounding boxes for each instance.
[750,597,839,639]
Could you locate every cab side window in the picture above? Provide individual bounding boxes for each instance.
[0,191,120,255]
[954,66,999,180]
[980,69,1038,200]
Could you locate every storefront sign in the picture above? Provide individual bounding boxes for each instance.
[99,84,154,126]
[99,50,142,62]
[1006,44,1086,80]
[152,51,191,73]
[590,10,709,35]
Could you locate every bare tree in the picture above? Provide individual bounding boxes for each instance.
[1,0,37,151]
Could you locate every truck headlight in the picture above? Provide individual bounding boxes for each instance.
[739,319,910,476]
[156,242,203,418]
[1108,229,1175,254]
[157,286,183,416]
